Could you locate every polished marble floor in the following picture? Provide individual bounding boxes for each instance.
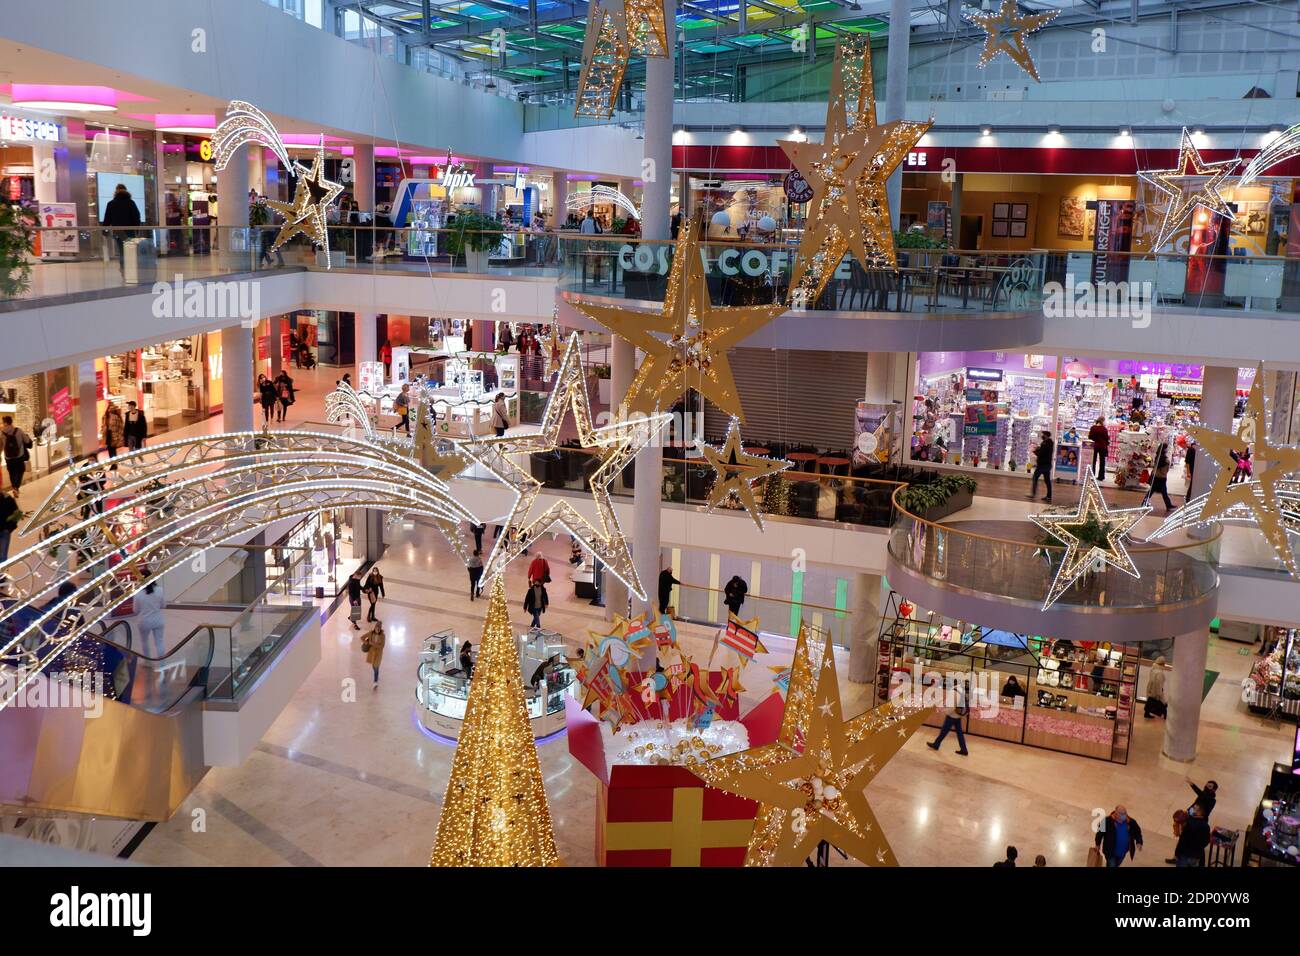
[127,514,1295,867]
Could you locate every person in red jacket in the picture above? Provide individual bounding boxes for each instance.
[1087,418,1110,481]
[528,553,551,585]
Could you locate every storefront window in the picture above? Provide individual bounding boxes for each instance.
[101,337,214,437]
[0,367,80,478]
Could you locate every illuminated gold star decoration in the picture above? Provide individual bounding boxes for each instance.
[411,397,468,481]
[1137,128,1238,252]
[459,332,669,599]
[780,37,931,306]
[570,216,782,421]
[964,0,1060,82]
[1152,364,1300,573]
[696,417,792,531]
[576,0,669,118]
[694,626,931,866]
[1029,470,1150,611]
[265,144,344,257]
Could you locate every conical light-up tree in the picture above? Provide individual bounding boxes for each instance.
[430,576,562,867]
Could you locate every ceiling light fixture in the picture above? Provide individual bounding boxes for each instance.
[1118,126,1132,137]
[980,125,993,136]
[11,83,119,113]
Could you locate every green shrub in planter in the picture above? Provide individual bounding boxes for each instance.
[898,474,977,513]
[446,211,504,256]
[0,203,36,298]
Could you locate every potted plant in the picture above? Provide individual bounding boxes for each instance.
[592,363,611,405]
[447,210,504,273]
[898,474,977,521]
[0,203,36,298]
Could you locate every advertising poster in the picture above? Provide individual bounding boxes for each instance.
[1091,199,1135,284]
[1055,442,1081,479]
[38,202,78,256]
[1186,209,1230,295]
[48,387,72,425]
[926,201,949,231]
[853,401,901,467]
[963,403,999,436]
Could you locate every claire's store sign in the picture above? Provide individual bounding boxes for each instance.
[0,113,60,143]
[1116,360,1203,379]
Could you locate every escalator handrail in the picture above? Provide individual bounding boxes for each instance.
[93,619,214,664]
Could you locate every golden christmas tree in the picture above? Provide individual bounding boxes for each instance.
[429,576,562,867]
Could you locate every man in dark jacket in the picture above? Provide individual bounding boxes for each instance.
[1188,778,1217,819]
[1174,805,1211,866]
[1095,806,1143,867]
[102,183,142,274]
[346,570,364,631]
[523,581,549,629]
[1087,417,1109,480]
[724,575,748,616]
[1028,430,1054,503]
[658,565,680,615]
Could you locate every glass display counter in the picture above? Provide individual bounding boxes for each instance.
[415,627,576,741]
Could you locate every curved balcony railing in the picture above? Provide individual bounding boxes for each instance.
[886,485,1221,613]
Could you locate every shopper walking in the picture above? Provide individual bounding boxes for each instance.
[0,490,16,566]
[1,416,32,497]
[926,683,970,755]
[723,575,748,616]
[123,400,148,451]
[394,383,411,433]
[523,579,549,629]
[1143,655,1168,718]
[1143,442,1174,511]
[361,620,385,685]
[1173,804,1211,867]
[528,552,552,585]
[134,580,166,659]
[101,405,125,464]
[1095,806,1143,867]
[102,183,142,275]
[379,339,393,379]
[467,549,484,600]
[1088,417,1109,480]
[346,569,364,630]
[1028,430,1054,503]
[471,522,485,554]
[992,846,1018,868]
[1184,442,1197,500]
[459,640,474,679]
[274,370,296,423]
[258,374,277,427]
[363,566,385,622]
[658,564,680,615]
[491,392,509,436]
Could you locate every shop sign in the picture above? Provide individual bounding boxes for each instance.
[438,164,476,190]
[782,170,813,203]
[95,369,107,400]
[965,367,1003,383]
[1158,378,1202,399]
[903,151,928,168]
[0,113,60,143]
[49,387,72,425]
[1117,360,1202,379]
[618,243,807,279]
[1090,199,1135,285]
[199,139,213,161]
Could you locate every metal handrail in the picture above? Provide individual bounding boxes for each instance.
[674,581,851,618]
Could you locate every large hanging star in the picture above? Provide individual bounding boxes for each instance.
[1029,470,1151,611]
[570,216,783,421]
[460,332,669,599]
[575,0,668,118]
[1182,365,1300,573]
[265,145,344,257]
[697,418,793,531]
[965,0,1060,82]
[1137,128,1239,252]
[779,38,931,305]
[694,626,931,866]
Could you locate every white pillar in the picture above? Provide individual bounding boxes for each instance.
[215,106,249,260]
[847,572,883,683]
[352,143,375,214]
[355,311,378,375]
[221,325,255,432]
[640,0,675,241]
[1163,628,1209,762]
[1190,365,1236,502]
[552,173,568,223]
[884,0,911,231]
[75,360,99,460]
[605,335,636,620]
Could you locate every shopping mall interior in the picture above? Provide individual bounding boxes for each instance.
[1,0,1299,883]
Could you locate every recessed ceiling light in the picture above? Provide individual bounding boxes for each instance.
[1048,125,1061,135]
[1118,126,1131,137]
[980,125,992,136]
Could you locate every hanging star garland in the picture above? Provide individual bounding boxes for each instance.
[780,37,931,306]
[460,332,669,599]
[694,625,931,866]
[570,216,783,421]
[1137,128,1238,252]
[964,0,1060,83]
[265,144,345,258]
[576,0,669,118]
[1029,470,1151,611]
[1149,364,1300,573]
[696,418,792,530]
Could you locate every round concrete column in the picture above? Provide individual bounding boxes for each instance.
[1163,628,1210,762]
